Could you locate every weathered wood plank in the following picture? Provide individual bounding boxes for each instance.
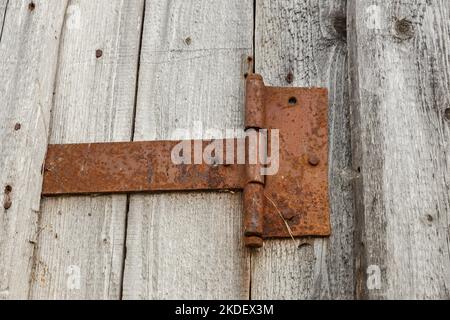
[0,0,7,39]
[122,0,253,299]
[0,0,68,299]
[29,0,144,299]
[251,0,355,299]
[348,0,450,299]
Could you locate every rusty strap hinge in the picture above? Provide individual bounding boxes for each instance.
[42,74,330,248]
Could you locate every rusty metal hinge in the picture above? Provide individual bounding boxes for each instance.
[42,74,330,248]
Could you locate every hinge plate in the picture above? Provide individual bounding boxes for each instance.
[261,85,330,239]
[42,74,330,247]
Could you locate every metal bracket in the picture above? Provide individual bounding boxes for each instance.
[42,74,330,248]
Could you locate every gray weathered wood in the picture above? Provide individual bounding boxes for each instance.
[348,0,450,299]
[0,0,68,299]
[2,0,449,301]
[251,0,355,299]
[29,0,144,299]
[0,0,7,40]
[122,0,253,299]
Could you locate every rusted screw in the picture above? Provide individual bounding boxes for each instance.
[14,123,21,131]
[308,155,320,166]
[96,49,103,59]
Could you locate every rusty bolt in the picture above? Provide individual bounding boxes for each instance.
[96,49,103,58]
[308,154,320,166]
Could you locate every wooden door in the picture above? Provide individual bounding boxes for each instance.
[0,0,448,300]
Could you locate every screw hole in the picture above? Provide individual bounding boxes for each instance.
[96,49,103,59]
[288,97,297,106]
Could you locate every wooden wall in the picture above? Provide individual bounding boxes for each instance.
[0,0,448,299]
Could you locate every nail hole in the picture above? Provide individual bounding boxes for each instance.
[3,186,12,210]
[96,49,103,58]
[288,97,297,106]
[185,37,192,45]
[286,72,294,84]
[28,2,35,11]
[14,123,21,131]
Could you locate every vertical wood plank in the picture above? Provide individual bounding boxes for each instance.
[29,0,144,299]
[251,0,355,299]
[0,0,68,299]
[0,0,7,38]
[348,0,450,299]
[122,0,253,299]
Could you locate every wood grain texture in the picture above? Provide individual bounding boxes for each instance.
[251,0,355,299]
[0,0,7,41]
[122,0,253,299]
[29,0,144,299]
[0,0,68,299]
[348,0,450,299]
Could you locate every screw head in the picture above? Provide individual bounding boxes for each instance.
[308,155,320,166]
